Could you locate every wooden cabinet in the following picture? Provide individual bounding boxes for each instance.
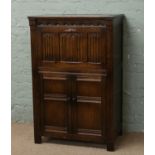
[28,15,123,151]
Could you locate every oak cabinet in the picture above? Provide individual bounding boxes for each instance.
[28,15,123,151]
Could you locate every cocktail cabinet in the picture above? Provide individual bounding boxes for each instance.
[28,15,123,151]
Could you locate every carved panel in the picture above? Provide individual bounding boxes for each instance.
[36,19,108,27]
[60,33,87,62]
[42,33,59,61]
[87,32,106,63]
[42,29,106,64]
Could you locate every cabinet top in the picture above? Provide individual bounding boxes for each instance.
[28,14,123,20]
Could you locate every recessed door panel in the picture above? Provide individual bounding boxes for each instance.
[44,99,67,127]
[76,77,102,97]
[77,100,102,131]
[44,78,66,94]
[77,81,102,97]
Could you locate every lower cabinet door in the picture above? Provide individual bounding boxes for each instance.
[74,74,106,138]
[39,72,106,142]
[76,98,102,135]
[39,73,70,135]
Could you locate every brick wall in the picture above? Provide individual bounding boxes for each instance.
[12,0,144,132]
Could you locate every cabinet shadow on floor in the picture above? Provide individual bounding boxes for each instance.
[41,133,143,150]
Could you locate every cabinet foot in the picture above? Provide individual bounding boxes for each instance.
[107,143,114,151]
[34,135,42,144]
[119,128,123,136]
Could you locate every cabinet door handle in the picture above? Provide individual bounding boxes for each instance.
[72,97,77,102]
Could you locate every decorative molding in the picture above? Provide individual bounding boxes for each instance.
[36,19,108,27]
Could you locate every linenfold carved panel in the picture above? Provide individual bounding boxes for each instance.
[60,33,87,62]
[42,33,59,61]
[42,31,106,63]
[88,32,104,63]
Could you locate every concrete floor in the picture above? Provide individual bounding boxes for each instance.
[12,123,144,155]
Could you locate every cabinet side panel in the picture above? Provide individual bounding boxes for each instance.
[113,17,123,137]
[105,23,114,143]
[29,24,42,142]
[105,16,123,144]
